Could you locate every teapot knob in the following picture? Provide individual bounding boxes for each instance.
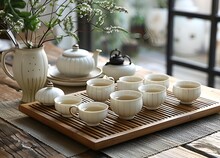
[72,44,79,51]
[47,81,54,87]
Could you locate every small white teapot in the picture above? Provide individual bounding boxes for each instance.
[103,49,136,80]
[56,44,101,77]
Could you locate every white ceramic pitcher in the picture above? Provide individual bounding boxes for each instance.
[1,47,48,103]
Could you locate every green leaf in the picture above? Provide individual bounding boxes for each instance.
[18,11,31,18]
[11,1,26,9]
[57,8,64,16]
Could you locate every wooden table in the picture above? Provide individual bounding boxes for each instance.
[0,42,220,158]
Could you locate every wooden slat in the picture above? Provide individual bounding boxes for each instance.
[19,90,220,150]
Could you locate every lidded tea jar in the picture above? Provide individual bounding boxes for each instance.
[35,81,65,106]
[102,49,136,80]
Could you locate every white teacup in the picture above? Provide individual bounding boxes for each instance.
[54,95,82,117]
[110,90,143,120]
[86,78,115,101]
[144,73,169,89]
[117,76,143,91]
[173,80,201,105]
[138,84,167,110]
[69,102,108,126]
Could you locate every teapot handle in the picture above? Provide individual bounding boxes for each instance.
[102,75,115,82]
[1,48,15,80]
[123,55,132,65]
[110,49,121,57]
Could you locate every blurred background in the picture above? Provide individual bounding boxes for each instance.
[89,0,220,88]
[2,0,220,88]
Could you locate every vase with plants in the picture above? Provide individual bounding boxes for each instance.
[0,0,127,103]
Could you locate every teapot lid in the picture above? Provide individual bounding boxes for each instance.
[63,44,90,57]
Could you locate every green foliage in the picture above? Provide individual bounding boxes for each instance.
[0,0,127,48]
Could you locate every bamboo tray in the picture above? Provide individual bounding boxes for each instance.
[19,91,220,150]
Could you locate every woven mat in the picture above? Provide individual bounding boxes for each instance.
[1,100,220,158]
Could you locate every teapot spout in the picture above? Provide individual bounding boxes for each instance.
[93,49,102,67]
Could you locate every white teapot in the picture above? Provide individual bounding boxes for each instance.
[102,49,136,80]
[56,44,101,77]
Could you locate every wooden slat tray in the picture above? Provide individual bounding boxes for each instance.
[19,91,220,150]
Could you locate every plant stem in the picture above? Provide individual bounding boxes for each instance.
[38,27,51,47]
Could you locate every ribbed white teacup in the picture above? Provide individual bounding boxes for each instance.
[144,73,170,89]
[173,80,201,105]
[54,95,82,117]
[117,76,143,91]
[69,102,108,126]
[110,90,143,120]
[138,84,167,110]
[86,78,115,101]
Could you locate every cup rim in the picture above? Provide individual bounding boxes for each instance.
[118,76,143,82]
[173,80,201,89]
[54,95,82,105]
[138,84,166,93]
[78,102,109,113]
[110,90,142,101]
[144,73,169,81]
[86,78,114,87]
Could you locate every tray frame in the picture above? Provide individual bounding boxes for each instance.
[19,90,220,150]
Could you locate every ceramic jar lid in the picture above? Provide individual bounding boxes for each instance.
[35,81,65,106]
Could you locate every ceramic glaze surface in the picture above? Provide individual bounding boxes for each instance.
[86,78,115,101]
[139,84,167,110]
[56,55,95,77]
[35,82,64,106]
[117,76,143,91]
[173,81,201,104]
[110,90,143,120]
[1,47,48,102]
[103,63,136,80]
[56,45,100,77]
[144,73,170,89]
[54,95,81,117]
[76,102,108,126]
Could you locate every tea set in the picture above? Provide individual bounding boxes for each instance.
[35,44,202,126]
